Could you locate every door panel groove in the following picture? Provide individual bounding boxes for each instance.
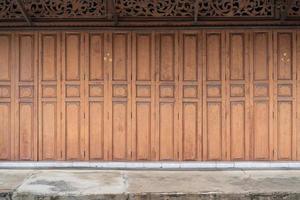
[0,29,299,161]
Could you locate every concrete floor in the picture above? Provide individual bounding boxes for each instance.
[1,170,300,199]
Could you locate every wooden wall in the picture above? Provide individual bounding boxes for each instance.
[0,30,299,161]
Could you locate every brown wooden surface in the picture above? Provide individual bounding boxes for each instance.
[0,29,299,161]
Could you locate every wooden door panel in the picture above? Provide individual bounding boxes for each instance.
[203,31,226,161]
[250,31,273,160]
[156,32,178,160]
[0,29,299,162]
[108,32,131,160]
[16,33,38,160]
[85,33,106,160]
[0,34,13,160]
[226,31,250,160]
[39,33,62,160]
[274,31,297,160]
[62,33,85,160]
[297,31,300,160]
[179,32,202,161]
[132,32,155,160]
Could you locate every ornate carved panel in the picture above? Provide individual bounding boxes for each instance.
[115,0,194,17]
[0,0,22,19]
[115,0,274,17]
[198,0,274,17]
[23,0,106,18]
[288,0,300,16]
[0,0,106,19]
[0,0,299,27]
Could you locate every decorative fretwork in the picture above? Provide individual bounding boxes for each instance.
[288,0,300,16]
[23,0,106,18]
[115,0,195,17]
[115,0,274,17]
[198,0,274,17]
[0,0,300,24]
[0,0,23,19]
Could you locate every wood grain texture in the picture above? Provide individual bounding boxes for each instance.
[0,29,298,161]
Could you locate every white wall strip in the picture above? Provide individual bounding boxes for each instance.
[0,162,300,169]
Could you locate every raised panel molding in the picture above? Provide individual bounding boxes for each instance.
[0,29,299,162]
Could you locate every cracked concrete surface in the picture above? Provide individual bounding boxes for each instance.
[0,170,300,199]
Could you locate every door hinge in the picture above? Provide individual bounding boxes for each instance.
[83,150,86,158]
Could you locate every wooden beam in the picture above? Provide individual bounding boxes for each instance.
[107,0,118,25]
[16,0,32,26]
[112,0,119,26]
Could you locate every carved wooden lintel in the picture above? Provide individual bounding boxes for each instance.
[0,0,299,27]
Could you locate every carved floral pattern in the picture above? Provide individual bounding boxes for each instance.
[288,0,300,16]
[0,0,23,19]
[24,0,106,18]
[115,0,195,17]
[198,0,274,17]
[0,0,299,20]
[115,0,274,17]
[0,0,106,19]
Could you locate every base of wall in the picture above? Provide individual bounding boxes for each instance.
[0,161,300,170]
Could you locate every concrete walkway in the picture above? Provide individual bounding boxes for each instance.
[1,170,300,199]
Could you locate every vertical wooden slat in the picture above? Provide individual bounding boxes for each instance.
[273,30,297,161]
[38,32,62,161]
[225,30,250,161]
[84,32,107,161]
[15,32,38,161]
[107,31,132,161]
[178,30,202,161]
[0,33,14,160]
[104,32,112,160]
[203,30,226,161]
[297,30,300,160]
[131,32,156,161]
[61,32,85,161]
[249,30,274,160]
